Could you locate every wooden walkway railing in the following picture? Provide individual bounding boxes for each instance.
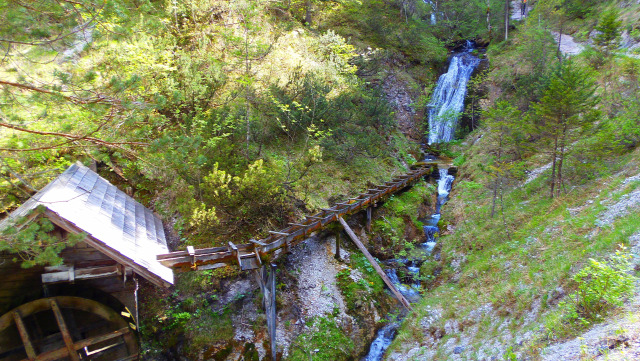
[156,163,436,272]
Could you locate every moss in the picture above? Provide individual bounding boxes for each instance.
[336,253,386,313]
[288,315,355,361]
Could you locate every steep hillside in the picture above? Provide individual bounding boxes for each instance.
[386,0,640,360]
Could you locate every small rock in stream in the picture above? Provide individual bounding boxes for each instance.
[453,346,465,354]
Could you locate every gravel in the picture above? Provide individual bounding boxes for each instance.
[597,173,640,227]
[524,162,552,185]
[551,31,585,56]
[287,235,350,321]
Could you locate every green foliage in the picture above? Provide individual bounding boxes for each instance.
[533,59,599,198]
[594,9,622,54]
[189,159,292,243]
[0,207,84,268]
[288,315,355,361]
[336,253,385,312]
[559,247,635,326]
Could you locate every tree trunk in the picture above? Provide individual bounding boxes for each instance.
[557,18,564,61]
[556,121,568,197]
[491,177,498,218]
[244,20,251,160]
[504,0,509,41]
[305,0,312,26]
[487,0,492,34]
[550,134,559,198]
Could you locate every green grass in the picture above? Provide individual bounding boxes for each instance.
[288,315,355,361]
[387,139,640,357]
[336,253,386,312]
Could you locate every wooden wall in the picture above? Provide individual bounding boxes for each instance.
[0,227,137,322]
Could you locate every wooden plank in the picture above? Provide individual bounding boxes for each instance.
[249,239,267,246]
[50,299,80,361]
[13,310,37,360]
[29,328,130,361]
[338,216,412,311]
[42,265,120,284]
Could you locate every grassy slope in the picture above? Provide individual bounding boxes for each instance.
[387,1,640,359]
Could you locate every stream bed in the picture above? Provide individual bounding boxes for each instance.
[362,166,455,361]
[362,40,479,361]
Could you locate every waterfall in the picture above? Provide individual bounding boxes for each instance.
[363,322,398,361]
[427,43,480,144]
[423,225,439,243]
[423,0,437,25]
[437,168,455,197]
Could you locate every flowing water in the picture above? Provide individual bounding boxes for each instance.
[427,42,481,144]
[363,42,475,361]
[423,0,437,25]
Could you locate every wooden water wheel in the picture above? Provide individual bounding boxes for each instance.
[0,296,138,361]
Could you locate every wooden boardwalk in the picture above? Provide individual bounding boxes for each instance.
[156,163,438,360]
[157,163,436,272]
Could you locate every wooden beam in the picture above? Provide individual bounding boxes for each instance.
[13,310,37,360]
[27,328,131,361]
[338,216,412,311]
[249,239,267,246]
[50,299,80,361]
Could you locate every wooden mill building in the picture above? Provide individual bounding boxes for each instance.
[0,162,174,360]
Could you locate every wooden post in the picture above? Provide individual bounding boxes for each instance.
[255,264,277,360]
[334,229,341,260]
[366,207,372,232]
[338,216,412,311]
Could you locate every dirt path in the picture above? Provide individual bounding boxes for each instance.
[511,0,530,21]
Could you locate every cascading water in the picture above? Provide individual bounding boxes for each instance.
[423,0,437,25]
[363,322,398,361]
[427,42,481,144]
[363,43,473,361]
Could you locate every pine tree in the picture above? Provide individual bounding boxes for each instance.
[533,60,599,198]
[594,9,622,55]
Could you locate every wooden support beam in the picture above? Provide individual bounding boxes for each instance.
[13,311,37,360]
[334,229,341,260]
[254,265,277,361]
[338,216,413,311]
[366,207,372,233]
[50,300,80,361]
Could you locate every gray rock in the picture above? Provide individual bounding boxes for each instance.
[453,346,465,354]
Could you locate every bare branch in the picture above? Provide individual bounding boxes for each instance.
[0,121,148,147]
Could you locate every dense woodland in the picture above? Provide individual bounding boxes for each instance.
[1,0,640,360]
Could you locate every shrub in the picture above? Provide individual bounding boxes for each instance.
[560,246,635,325]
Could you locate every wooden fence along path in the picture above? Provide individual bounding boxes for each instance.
[156,163,437,360]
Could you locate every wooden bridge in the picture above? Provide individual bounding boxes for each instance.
[156,163,438,361]
[156,163,437,273]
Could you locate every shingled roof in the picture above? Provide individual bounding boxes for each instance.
[0,162,173,287]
